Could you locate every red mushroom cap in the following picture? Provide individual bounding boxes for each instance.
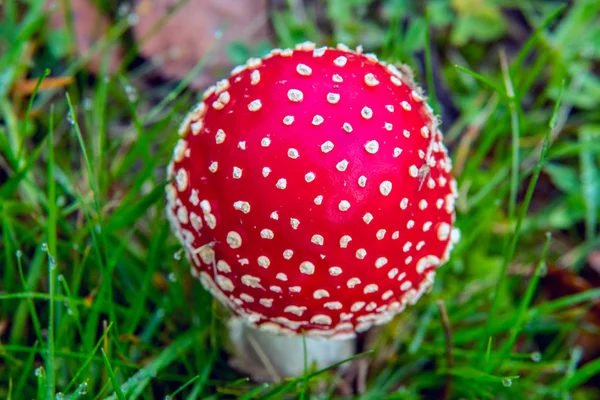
[166,42,459,338]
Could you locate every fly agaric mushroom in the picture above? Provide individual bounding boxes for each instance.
[166,42,459,378]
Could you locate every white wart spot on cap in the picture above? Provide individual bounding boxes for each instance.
[238,141,246,150]
[327,93,340,104]
[321,141,334,153]
[314,195,323,205]
[358,176,367,187]
[351,301,365,311]
[314,47,327,57]
[270,211,279,220]
[419,199,428,210]
[421,126,430,138]
[313,289,329,299]
[251,70,260,85]
[311,314,332,325]
[257,256,270,268]
[262,167,271,177]
[261,137,271,147]
[260,229,274,239]
[401,101,412,111]
[409,165,419,177]
[332,74,343,82]
[340,235,352,248]
[388,268,399,279]
[296,63,312,76]
[217,260,231,273]
[403,129,410,138]
[233,167,243,179]
[226,231,242,249]
[305,172,316,182]
[411,90,423,102]
[423,221,433,231]
[288,148,299,159]
[386,105,394,112]
[300,261,315,275]
[191,119,203,135]
[288,89,303,102]
[233,200,250,214]
[285,306,307,316]
[336,159,349,171]
[393,148,402,157]
[276,178,287,189]
[407,220,415,229]
[290,218,300,229]
[311,234,324,246]
[343,122,353,133]
[283,249,294,259]
[347,278,361,288]
[400,198,409,209]
[438,222,451,240]
[334,56,347,66]
[361,107,373,120]
[376,229,386,240]
[324,301,343,310]
[364,73,379,86]
[283,115,294,125]
[375,257,388,268]
[248,100,262,112]
[260,298,273,307]
[379,181,392,196]
[276,273,288,281]
[241,275,262,288]
[175,169,188,191]
[385,122,393,131]
[363,213,373,224]
[364,284,378,294]
[355,248,367,259]
[338,200,351,211]
[391,76,402,86]
[312,115,324,126]
[364,140,379,154]
[403,242,412,252]
[329,266,342,276]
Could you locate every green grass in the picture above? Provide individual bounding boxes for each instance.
[2,0,600,398]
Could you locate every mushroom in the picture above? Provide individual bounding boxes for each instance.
[166,42,460,379]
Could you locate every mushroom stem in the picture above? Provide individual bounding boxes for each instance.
[228,318,357,381]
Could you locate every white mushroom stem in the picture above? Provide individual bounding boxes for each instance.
[227,318,357,381]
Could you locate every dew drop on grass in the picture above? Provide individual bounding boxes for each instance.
[168,273,177,282]
[15,250,22,259]
[78,382,88,395]
[174,249,183,260]
[127,13,140,26]
[164,396,172,400]
[41,242,48,252]
[49,255,56,268]
[502,378,512,387]
[125,85,138,102]
[531,352,542,362]
[537,262,548,277]
[57,274,64,282]
[34,366,45,377]
[66,112,74,125]
[83,98,93,110]
[55,393,65,400]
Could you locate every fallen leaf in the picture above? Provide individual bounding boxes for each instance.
[13,76,74,97]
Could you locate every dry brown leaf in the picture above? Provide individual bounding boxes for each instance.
[133,0,270,89]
